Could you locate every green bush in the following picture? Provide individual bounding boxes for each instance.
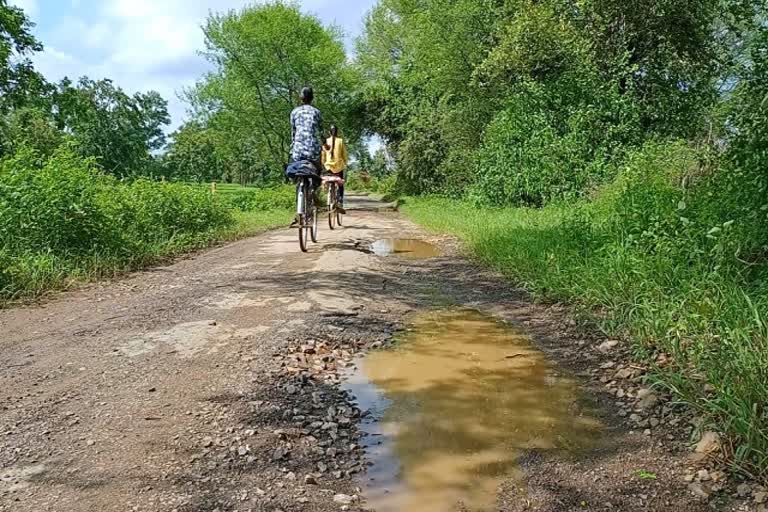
[0,146,235,300]
[227,185,294,212]
[0,147,114,256]
[470,76,639,207]
[403,140,768,481]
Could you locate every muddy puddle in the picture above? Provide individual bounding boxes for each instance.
[345,309,601,512]
[371,239,440,259]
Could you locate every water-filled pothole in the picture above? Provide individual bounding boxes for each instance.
[344,309,601,512]
[371,239,440,259]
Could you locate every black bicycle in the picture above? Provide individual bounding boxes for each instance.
[323,174,345,230]
[296,175,318,252]
[287,161,320,253]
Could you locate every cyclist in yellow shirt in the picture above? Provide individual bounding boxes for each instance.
[321,125,348,213]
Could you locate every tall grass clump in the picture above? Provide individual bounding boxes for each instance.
[0,146,235,300]
[402,140,768,481]
[227,185,295,212]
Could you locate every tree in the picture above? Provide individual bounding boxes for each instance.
[163,123,222,183]
[0,0,50,114]
[54,78,170,177]
[188,2,362,179]
[355,0,503,194]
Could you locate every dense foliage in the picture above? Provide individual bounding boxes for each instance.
[0,3,170,177]
[374,0,768,479]
[166,2,364,185]
[0,2,291,300]
[0,147,233,299]
[356,0,764,205]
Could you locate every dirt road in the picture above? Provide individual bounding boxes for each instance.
[0,196,729,511]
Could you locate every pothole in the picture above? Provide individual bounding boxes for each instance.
[344,309,602,512]
[1,464,46,492]
[370,239,440,259]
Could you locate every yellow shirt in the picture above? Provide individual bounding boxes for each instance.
[321,137,348,174]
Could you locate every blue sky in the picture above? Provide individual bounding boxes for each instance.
[11,0,377,130]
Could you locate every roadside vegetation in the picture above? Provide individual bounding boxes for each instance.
[359,0,768,480]
[0,4,300,302]
[3,0,767,482]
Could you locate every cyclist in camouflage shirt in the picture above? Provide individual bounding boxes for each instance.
[290,87,323,165]
[288,87,323,228]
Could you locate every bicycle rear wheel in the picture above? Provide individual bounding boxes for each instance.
[328,184,336,230]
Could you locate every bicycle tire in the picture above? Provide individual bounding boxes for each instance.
[304,180,315,248]
[298,180,309,253]
[311,203,319,243]
[328,184,336,230]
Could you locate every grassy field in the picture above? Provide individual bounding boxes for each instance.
[0,153,293,304]
[402,195,768,482]
[0,208,292,305]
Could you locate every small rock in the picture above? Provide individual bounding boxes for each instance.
[697,469,711,482]
[203,437,214,448]
[334,494,355,505]
[598,340,620,352]
[737,483,752,497]
[710,470,726,483]
[689,483,711,500]
[304,475,318,485]
[755,491,768,504]
[637,390,659,410]
[285,472,296,481]
[695,432,721,455]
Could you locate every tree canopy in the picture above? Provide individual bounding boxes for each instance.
[168,2,363,184]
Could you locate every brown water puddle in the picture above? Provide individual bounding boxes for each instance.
[371,239,440,259]
[345,309,601,512]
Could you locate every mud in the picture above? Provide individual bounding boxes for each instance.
[346,309,601,512]
[370,239,440,259]
[0,194,743,512]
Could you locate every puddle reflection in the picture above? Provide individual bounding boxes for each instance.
[345,309,601,512]
[371,239,440,259]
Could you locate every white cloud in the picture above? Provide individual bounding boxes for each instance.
[28,0,376,131]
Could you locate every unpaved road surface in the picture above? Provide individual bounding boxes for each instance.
[0,196,731,511]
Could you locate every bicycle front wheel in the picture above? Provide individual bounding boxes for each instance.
[298,180,310,253]
[305,181,318,244]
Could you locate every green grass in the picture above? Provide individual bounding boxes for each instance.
[0,150,294,304]
[402,196,768,482]
[0,208,292,306]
